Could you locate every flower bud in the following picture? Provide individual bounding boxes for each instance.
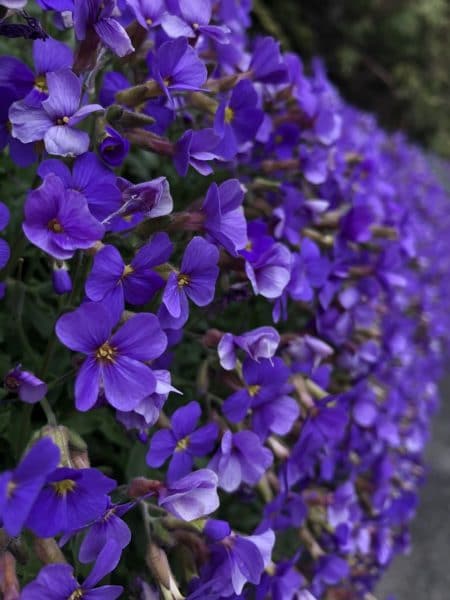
[52,262,72,295]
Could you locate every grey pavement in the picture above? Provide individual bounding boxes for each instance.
[376,377,450,599]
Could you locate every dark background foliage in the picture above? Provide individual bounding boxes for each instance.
[256,0,450,158]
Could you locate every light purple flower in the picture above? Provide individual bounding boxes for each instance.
[158,468,219,521]
[218,326,280,370]
[4,365,48,403]
[9,69,103,156]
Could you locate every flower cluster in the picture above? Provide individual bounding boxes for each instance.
[0,1,449,599]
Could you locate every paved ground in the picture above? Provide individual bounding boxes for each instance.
[376,378,450,599]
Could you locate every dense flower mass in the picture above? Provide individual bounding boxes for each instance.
[0,1,449,598]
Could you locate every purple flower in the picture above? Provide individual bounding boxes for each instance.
[23,173,104,260]
[76,501,133,564]
[28,38,74,106]
[9,69,103,156]
[85,232,173,317]
[108,176,173,226]
[218,326,280,370]
[241,222,291,299]
[214,80,264,158]
[0,202,9,271]
[0,86,37,167]
[147,401,218,482]
[21,540,123,599]
[74,0,134,58]
[99,126,130,166]
[151,38,207,102]
[223,357,299,440]
[158,468,219,521]
[161,0,230,43]
[4,365,48,403]
[249,37,288,84]
[52,262,72,295]
[128,0,166,30]
[26,466,116,537]
[208,430,273,492]
[174,128,222,176]
[38,152,122,224]
[201,528,275,596]
[0,438,60,536]
[162,236,219,327]
[287,239,330,302]
[202,179,248,256]
[55,302,167,411]
[116,369,179,434]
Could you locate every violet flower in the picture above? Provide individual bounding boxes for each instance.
[0,202,9,271]
[222,357,299,440]
[174,128,222,176]
[217,326,280,370]
[0,86,37,167]
[158,468,220,521]
[38,152,122,224]
[85,232,173,317]
[9,69,103,156]
[73,0,134,57]
[151,37,207,102]
[161,0,230,43]
[4,365,47,403]
[23,173,104,260]
[208,430,273,492]
[202,179,248,256]
[99,125,130,166]
[162,236,219,328]
[249,37,288,84]
[26,466,116,537]
[52,262,72,295]
[0,437,60,536]
[127,0,166,30]
[55,302,167,411]
[21,540,123,599]
[147,400,218,482]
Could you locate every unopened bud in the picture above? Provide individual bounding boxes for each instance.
[34,538,66,565]
[0,551,20,600]
[145,543,184,600]
[127,478,162,498]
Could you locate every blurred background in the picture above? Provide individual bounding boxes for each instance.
[255,1,450,598]
[255,0,450,158]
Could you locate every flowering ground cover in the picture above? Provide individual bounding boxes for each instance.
[0,1,449,598]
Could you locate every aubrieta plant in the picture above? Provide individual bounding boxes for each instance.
[0,1,449,599]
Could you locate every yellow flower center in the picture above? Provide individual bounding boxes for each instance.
[56,116,70,125]
[224,107,234,124]
[146,17,153,25]
[53,479,76,496]
[68,590,84,600]
[48,218,64,233]
[95,342,116,363]
[248,385,261,397]
[176,436,190,451]
[34,74,47,92]
[177,273,190,287]
[7,481,17,498]
[122,264,134,278]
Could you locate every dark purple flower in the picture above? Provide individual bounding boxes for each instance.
[38,152,122,224]
[26,466,116,537]
[223,357,299,440]
[21,540,123,599]
[162,236,219,327]
[4,365,48,403]
[158,468,219,521]
[151,37,207,102]
[147,401,218,482]
[28,38,74,106]
[208,430,273,492]
[287,239,330,302]
[214,80,264,158]
[99,125,130,166]
[0,86,37,167]
[0,202,9,270]
[85,232,173,316]
[74,0,134,57]
[9,69,103,156]
[23,173,104,260]
[55,302,167,411]
[202,179,248,256]
[218,326,280,370]
[0,438,60,536]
